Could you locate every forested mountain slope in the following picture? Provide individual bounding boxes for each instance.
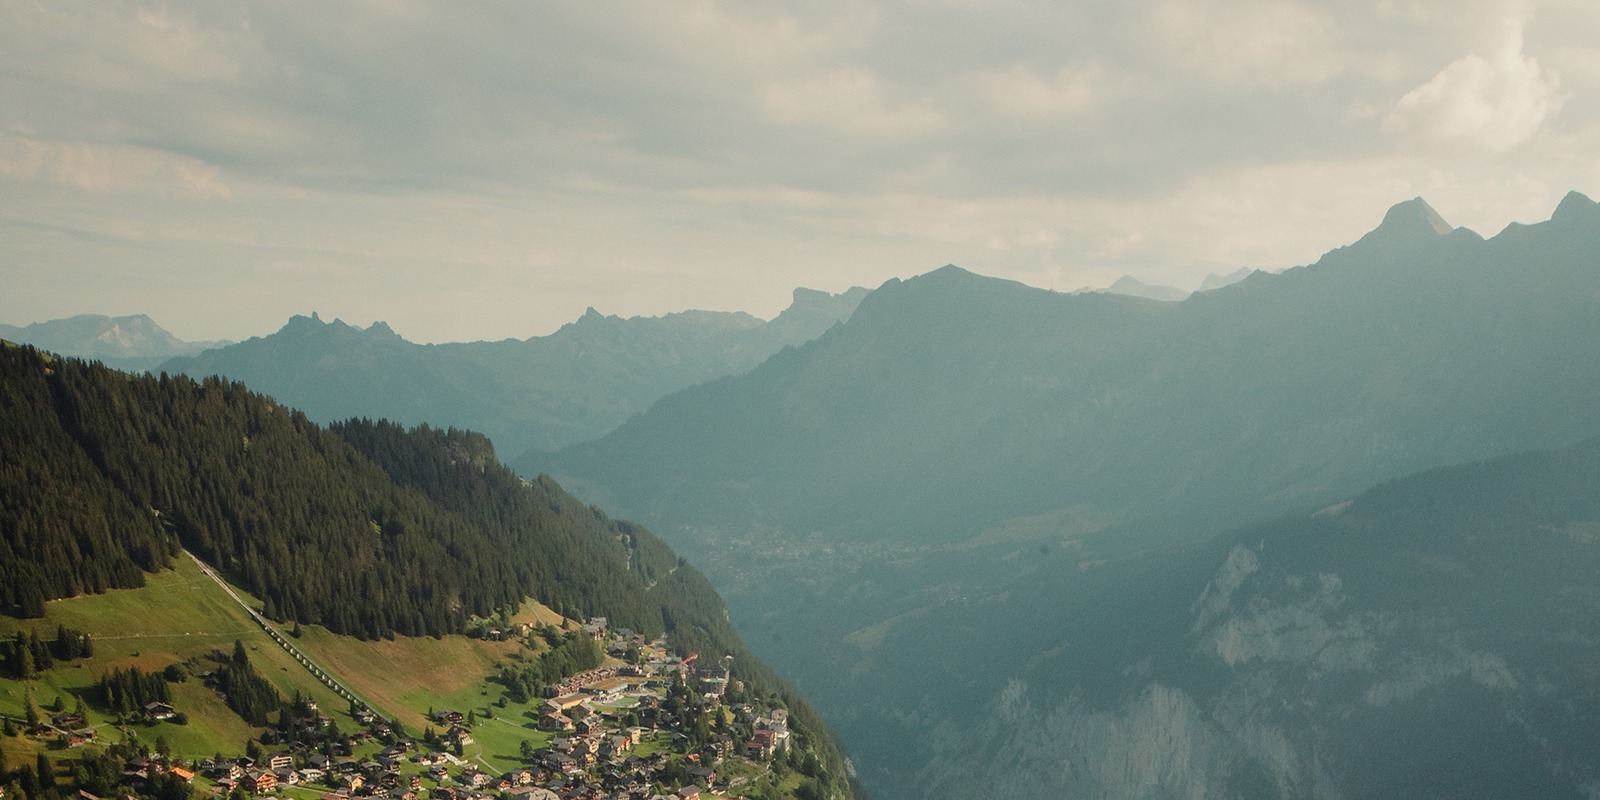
[0,343,852,796]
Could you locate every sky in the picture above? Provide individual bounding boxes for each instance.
[3,0,1597,344]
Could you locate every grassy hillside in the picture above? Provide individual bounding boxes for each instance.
[0,555,567,766]
[0,556,336,763]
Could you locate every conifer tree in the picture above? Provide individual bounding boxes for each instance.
[35,753,52,789]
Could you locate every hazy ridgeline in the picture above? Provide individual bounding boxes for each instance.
[9,193,1600,799]
[542,193,1600,799]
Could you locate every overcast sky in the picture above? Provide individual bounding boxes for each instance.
[3,0,1596,343]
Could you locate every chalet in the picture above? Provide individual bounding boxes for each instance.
[538,712,572,732]
[746,729,778,760]
[542,751,575,772]
[457,769,489,789]
[600,736,633,760]
[168,768,195,783]
[244,770,277,794]
[433,710,465,726]
[142,702,177,722]
[52,712,88,729]
[581,618,607,639]
[672,787,701,800]
[273,769,298,786]
[267,753,294,771]
[446,725,474,746]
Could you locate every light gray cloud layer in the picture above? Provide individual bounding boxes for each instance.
[2,0,1596,342]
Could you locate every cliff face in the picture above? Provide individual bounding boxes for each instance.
[911,438,1600,799]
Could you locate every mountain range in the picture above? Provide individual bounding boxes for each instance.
[159,287,867,458]
[533,191,1600,798]
[542,194,1600,544]
[0,314,229,372]
[11,190,1599,799]
[1072,267,1255,302]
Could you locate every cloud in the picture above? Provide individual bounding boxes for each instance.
[761,68,946,138]
[1,1,1597,342]
[0,135,231,198]
[1145,0,1341,87]
[969,64,1104,119]
[1386,24,1568,151]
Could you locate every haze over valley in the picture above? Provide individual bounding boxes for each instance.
[7,3,1600,799]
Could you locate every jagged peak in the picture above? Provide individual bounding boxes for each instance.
[365,320,403,340]
[279,313,326,332]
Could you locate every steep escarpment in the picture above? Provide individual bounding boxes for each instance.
[914,436,1600,800]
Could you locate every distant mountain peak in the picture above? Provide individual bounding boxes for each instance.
[365,320,403,340]
[1197,267,1255,293]
[1103,275,1190,302]
[0,313,225,368]
[1553,190,1598,224]
[927,264,974,279]
[1376,197,1454,238]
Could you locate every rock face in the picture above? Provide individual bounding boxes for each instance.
[913,436,1600,800]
